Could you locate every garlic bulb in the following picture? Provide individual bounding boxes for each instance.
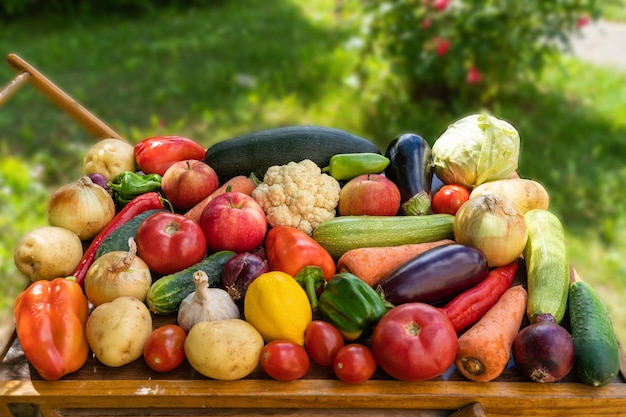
[177,270,240,332]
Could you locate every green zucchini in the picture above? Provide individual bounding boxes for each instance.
[523,209,570,324]
[95,209,165,259]
[568,280,620,387]
[204,125,382,182]
[146,250,236,315]
[311,214,454,259]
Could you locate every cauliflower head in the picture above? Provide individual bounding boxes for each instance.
[252,159,340,234]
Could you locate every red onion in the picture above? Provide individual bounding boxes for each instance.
[221,252,269,301]
[512,314,575,383]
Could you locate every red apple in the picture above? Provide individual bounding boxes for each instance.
[338,174,401,216]
[161,159,219,211]
[199,191,268,253]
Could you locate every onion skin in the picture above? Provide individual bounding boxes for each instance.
[84,239,152,306]
[47,176,116,240]
[453,193,528,267]
[221,252,269,301]
[512,314,575,383]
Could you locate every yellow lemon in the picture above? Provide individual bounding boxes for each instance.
[243,271,312,345]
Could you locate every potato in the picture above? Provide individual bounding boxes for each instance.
[86,296,152,367]
[84,138,136,181]
[13,226,84,281]
[185,319,264,380]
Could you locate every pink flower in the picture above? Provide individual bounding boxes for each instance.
[422,18,432,30]
[435,38,451,56]
[576,15,590,29]
[466,67,482,84]
[433,0,449,11]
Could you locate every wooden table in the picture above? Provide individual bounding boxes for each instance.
[2,312,625,417]
[3,52,626,416]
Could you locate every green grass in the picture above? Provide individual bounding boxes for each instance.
[1,0,625,343]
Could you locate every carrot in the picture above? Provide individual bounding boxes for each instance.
[183,175,257,223]
[454,285,527,382]
[336,239,455,287]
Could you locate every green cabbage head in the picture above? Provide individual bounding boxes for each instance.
[432,113,520,189]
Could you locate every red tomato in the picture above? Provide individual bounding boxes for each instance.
[260,340,310,381]
[371,303,457,381]
[332,343,377,384]
[135,212,207,275]
[134,136,206,176]
[143,324,187,372]
[304,320,345,367]
[431,184,470,216]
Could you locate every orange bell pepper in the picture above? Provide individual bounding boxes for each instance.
[14,277,89,380]
[264,225,336,280]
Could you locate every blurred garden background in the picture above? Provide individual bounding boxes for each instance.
[1,0,625,343]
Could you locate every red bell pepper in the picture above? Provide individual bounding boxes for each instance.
[14,277,89,380]
[265,225,336,280]
[134,135,206,176]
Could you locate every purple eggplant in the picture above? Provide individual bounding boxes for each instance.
[380,243,489,306]
[384,133,433,215]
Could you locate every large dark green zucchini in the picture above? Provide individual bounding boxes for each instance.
[204,125,382,182]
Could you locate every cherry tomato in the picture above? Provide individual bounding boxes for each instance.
[260,340,310,381]
[135,211,207,275]
[134,135,206,176]
[431,184,470,215]
[143,324,187,372]
[304,320,345,367]
[332,343,377,384]
[371,303,457,381]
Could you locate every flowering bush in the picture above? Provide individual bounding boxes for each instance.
[351,0,606,104]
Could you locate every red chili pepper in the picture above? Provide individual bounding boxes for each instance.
[439,259,520,333]
[14,277,89,380]
[265,225,336,280]
[72,192,164,286]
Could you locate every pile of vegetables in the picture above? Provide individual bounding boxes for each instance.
[11,114,622,387]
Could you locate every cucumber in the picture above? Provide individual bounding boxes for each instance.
[204,125,382,182]
[95,209,165,259]
[523,209,569,324]
[568,280,620,387]
[146,250,236,315]
[311,214,454,259]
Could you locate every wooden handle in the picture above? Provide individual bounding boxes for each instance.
[0,71,30,106]
[5,53,123,140]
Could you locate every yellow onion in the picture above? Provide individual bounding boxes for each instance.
[84,238,152,306]
[453,193,528,267]
[47,176,116,240]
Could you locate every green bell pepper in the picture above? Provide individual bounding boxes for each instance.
[108,171,163,206]
[318,272,388,340]
[322,153,390,181]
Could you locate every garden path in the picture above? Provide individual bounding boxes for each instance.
[568,19,626,71]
